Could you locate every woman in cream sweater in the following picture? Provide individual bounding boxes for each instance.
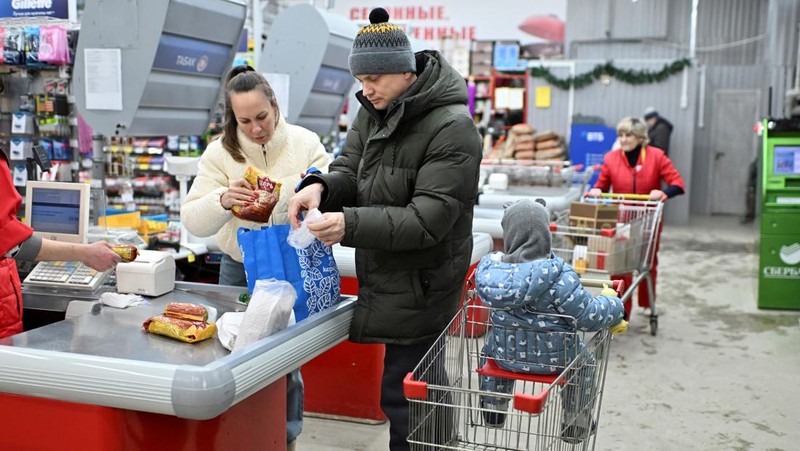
[182,65,330,286]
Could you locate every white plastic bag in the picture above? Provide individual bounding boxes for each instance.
[287,208,323,249]
[216,311,245,351]
[231,279,297,352]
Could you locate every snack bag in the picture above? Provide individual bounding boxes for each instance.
[232,166,282,223]
[142,315,217,343]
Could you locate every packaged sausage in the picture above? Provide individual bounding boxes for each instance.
[231,166,282,223]
[142,315,217,343]
[163,302,208,322]
[111,244,138,262]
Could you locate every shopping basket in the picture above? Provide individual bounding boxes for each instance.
[550,194,664,335]
[404,279,619,450]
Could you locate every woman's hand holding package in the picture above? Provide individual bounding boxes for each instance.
[307,212,345,247]
[587,188,602,197]
[221,178,256,210]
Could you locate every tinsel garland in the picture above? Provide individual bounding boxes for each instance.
[529,58,692,90]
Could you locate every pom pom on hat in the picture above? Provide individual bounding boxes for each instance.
[349,8,416,76]
[369,7,389,23]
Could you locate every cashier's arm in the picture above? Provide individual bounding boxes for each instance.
[35,240,121,271]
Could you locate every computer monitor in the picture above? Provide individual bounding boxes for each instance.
[24,181,91,244]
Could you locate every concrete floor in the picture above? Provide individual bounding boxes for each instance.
[296,215,800,450]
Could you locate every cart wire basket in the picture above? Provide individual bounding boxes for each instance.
[480,159,596,192]
[550,194,664,334]
[404,279,617,450]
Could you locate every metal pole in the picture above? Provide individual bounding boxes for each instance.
[794,22,800,89]
[689,0,699,60]
[682,0,699,110]
[253,0,263,70]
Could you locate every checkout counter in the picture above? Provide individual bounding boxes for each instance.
[3,278,354,450]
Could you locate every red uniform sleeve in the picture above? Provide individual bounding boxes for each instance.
[0,156,33,256]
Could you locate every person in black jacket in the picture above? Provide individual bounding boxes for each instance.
[288,8,482,450]
[643,107,674,156]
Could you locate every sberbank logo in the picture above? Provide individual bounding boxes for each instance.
[780,243,800,265]
[763,243,800,278]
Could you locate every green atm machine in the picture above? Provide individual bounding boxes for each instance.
[759,118,800,309]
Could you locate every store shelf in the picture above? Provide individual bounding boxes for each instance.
[468,68,528,128]
[103,135,203,219]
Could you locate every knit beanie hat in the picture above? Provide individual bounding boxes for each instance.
[349,8,416,77]
[501,198,551,263]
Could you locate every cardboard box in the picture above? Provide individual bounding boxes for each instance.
[585,219,644,274]
[569,202,619,230]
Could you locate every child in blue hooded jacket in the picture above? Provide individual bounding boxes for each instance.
[476,198,627,443]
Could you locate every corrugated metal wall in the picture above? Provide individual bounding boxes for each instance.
[695,0,766,66]
[560,0,798,221]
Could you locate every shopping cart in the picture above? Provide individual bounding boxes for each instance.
[404,279,620,450]
[550,194,664,335]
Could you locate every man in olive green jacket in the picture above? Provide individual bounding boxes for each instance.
[289,8,482,450]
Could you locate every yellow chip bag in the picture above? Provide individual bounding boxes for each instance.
[142,315,217,343]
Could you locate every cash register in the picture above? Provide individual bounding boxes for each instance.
[21,180,111,292]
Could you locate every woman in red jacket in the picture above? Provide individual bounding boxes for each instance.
[1,152,120,338]
[588,116,685,318]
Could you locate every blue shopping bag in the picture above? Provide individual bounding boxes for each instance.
[237,224,341,322]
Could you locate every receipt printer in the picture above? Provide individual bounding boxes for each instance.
[116,250,176,296]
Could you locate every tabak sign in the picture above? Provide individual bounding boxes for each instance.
[1,0,68,19]
[763,242,800,279]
